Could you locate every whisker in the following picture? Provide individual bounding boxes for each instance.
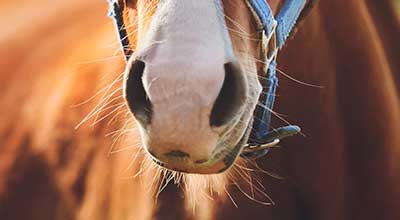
[70,75,122,108]
[233,182,274,206]
[276,68,324,88]
[75,73,124,128]
[74,55,127,65]
[255,102,292,126]
[224,187,238,208]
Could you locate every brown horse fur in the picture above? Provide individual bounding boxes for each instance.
[0,0,399,220]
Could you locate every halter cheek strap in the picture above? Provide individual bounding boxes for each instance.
[109,0,133,61]
[242,0,312,159]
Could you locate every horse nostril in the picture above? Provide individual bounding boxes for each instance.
[210,62,247,127]
[125,60,152,126]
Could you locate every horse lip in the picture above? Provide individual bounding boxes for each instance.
[145,112,250,174]
[149,142,244,174]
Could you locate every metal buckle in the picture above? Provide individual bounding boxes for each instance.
[241,125,301,159]
[243,138,280,152]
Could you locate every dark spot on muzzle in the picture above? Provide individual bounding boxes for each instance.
[165,150,190,159]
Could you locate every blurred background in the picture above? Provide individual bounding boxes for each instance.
[0,1,399,220]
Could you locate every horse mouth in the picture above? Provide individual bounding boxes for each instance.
[148,142,244,174]
[144,113,252,174]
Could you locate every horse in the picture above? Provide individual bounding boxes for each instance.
[0,0,399,220]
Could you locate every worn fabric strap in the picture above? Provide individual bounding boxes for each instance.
[248,0,306,48]
[109,0,132,61]
[244,0,306,159]
[276,0,306,48]
[246,0,277,38]
[246,54,301,159]
[254,60,278,140]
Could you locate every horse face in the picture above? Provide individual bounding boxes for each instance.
[123,0,274,174]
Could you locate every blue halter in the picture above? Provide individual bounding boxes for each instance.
[241,0,308,158]
[109,0,313,159]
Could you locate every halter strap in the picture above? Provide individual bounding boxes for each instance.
[246,0,277,39]
[276,0,307,48]
[109,0,133,61]
[247,0,306,49]
[243,0,310,159]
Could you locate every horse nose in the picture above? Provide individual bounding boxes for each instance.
[124,59,247,169]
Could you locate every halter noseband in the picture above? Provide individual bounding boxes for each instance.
[109,0,316,160]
